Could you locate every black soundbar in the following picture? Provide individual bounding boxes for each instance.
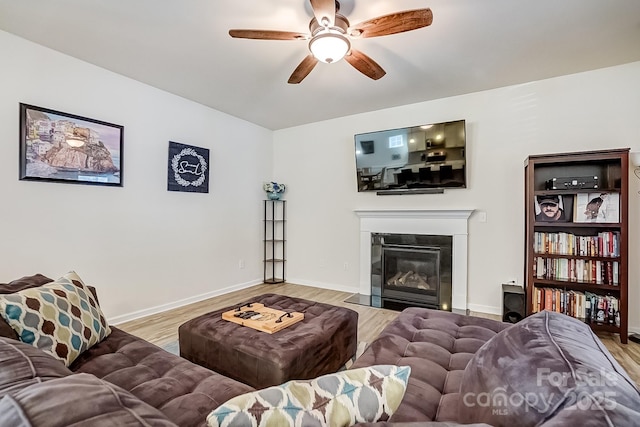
[377,188,445,195]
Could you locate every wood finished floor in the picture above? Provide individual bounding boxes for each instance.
[117,282,640,386]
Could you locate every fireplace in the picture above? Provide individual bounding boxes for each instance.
[353,209,472,313]
[372,233,452,310]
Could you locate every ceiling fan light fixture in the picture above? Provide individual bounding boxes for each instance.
[309,31,350,63]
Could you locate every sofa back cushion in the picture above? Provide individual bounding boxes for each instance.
[0,373,178,426]
[0,275,53,340]
[459,311,640,426]
[0,271,111,366]
[0,337,72,399]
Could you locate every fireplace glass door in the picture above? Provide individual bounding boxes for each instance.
[371,233,452,310]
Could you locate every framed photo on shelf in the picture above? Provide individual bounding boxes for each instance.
[573,192,620,223]
[19,103,123,187]
[534,194,573,222]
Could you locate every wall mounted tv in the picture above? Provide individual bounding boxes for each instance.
[354,119,466,194]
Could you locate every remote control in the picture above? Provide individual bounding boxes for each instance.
[250,314,262,320]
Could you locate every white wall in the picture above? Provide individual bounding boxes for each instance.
[0,31,273,322]
[273,61,640,331]
[2,29,639,333]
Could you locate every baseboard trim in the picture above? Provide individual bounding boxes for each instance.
[468,303,502,316]
[109,279,263,325]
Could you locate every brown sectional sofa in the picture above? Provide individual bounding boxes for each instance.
[1,274,639,426]
[354,307,640,426]
[0,275,253,427]
[352,308,512,423]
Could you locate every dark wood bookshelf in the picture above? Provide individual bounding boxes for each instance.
[524,148,629,343]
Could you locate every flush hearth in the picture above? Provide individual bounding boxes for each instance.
[371,233,452,310]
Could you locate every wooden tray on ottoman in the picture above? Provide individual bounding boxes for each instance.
[222,303,304,334]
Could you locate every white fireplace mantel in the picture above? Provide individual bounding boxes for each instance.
[354,209,474,312]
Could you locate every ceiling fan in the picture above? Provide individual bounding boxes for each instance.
[229,0,433,84]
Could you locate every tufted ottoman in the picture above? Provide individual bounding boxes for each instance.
[351,307,510,423]
[178,293,359,389]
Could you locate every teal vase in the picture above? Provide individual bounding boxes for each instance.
[267,192,281,200]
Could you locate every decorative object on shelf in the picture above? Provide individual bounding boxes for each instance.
[19,103,123,187]
[545,176,598,190]
[263,181,286,200]
[167,141,209,193]
[573,192,620,223]
[534,194,573,222]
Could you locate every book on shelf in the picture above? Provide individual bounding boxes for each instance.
[532,288,620,326]
[533,256,619,285]
[533,231,620,257]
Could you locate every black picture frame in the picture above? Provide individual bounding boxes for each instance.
[167,141,210,193]
[19,103,123,187]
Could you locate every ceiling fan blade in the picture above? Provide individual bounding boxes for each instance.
[350,9,433,38]
[288,55,319,84]
[310,0,336,27]
[229,29,309,41]
[345,49,386,80]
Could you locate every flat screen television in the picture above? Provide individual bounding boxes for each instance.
[354,119,466,194]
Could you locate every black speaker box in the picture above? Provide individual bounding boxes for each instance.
[502,284,525,323]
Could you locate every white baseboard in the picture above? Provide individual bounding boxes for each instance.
[467,303,502,316]
[109,279,262,325]
[109,279,640,339]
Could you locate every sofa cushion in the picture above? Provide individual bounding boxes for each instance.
[0,275,54,340]
[0,337,72,398]
[351,308,510,423]
[70,327,254,427]
[207,365,410,427]
[0,271,111,366]
[0,373,178,426]
[459,310,640,426]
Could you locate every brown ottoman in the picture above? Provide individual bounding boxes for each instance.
[178,293,358,389]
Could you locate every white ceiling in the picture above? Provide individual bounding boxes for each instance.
[1,0,639,130]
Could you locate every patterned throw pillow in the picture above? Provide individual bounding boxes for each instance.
[207,365,411,427]
[0,271,111,366]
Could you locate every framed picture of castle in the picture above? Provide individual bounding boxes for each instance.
[19,103,123,187]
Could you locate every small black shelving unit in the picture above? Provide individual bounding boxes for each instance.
[264,199,286,284]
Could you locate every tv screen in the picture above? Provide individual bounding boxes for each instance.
[354,119,466,193]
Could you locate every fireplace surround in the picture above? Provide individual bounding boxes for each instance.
[354,209,473,312]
